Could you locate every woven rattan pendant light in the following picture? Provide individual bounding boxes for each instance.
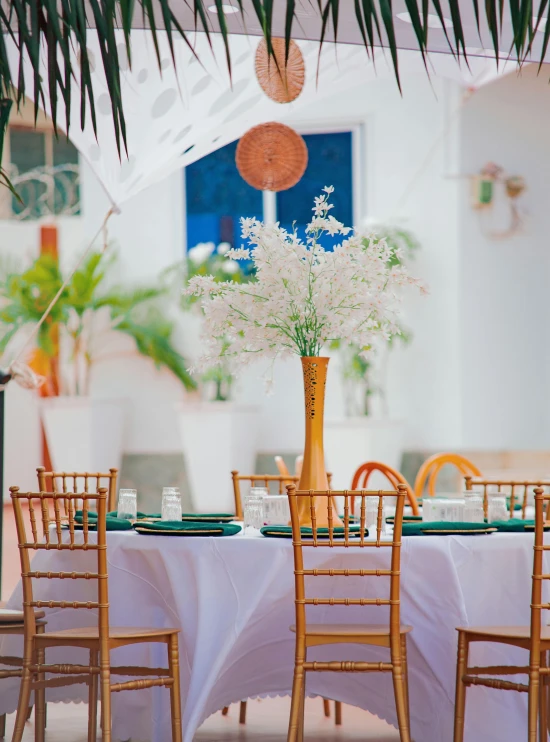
[254,39,305,104]
[236,122,308,191]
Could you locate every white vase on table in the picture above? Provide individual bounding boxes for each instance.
[176,402,260,513]
[40,396,126,473]
[324,417,405,490]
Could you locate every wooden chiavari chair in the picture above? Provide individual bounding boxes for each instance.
[286,483,412,742]
[351,461,420,516]
[454,487,550,742]
[465,476,550,520]
[9,486,182,742]
[229,471,341,726]
[37,466,119,513]
[414,453,481,501]
[0,610,47,741]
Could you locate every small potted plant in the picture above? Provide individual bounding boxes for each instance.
[0,247,196,474]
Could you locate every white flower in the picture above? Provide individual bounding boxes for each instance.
[323,185,335,194]
[188,242,215,265]
[218,242,231,255]
[224,260,239,275]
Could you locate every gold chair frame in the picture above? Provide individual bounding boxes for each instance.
[351,461,419,516]
[0,612,46,741]
[454,487,550,742]
[37,466,119,512]
[414,453,481,501]
[286,483,412,742]
[465,475,550,520]
[10,486,182,742]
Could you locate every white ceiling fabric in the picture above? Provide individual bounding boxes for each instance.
[6,30,521,211]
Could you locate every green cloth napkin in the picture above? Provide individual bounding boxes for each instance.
[402,521,495,536]
[489,518,550,532]
[261,524,366,539]
[133,520,241,537]
[74,511,133,531]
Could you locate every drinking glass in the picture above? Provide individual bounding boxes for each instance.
[263,495,290,525]
[365,496,381,533]
[117,489,137,521]
[463,491,485,523]
[487,492,509,522]
[244,487,266,531]
[161,487,182,522]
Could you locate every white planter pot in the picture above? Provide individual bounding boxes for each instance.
[176,402,260,512]
[325,418,405,490]
[41,397,126,473]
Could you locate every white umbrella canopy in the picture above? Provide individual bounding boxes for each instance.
[7,29,521,209]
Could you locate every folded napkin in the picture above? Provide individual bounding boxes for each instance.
[133,520,241,537]
[402,521,495,536]
[261,524,366,539]
[75,511,133,531]
[489,518,550,532]
[386,515,423,524]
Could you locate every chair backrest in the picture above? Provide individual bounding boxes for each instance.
[231,471,299,520]
[414,453,482,500]
[9,486,109,640]
[528,489,550,663]
[274,456,293,479]
[465,476,550,519]
[351,461,419,516]
[37,467,118,512]
[287,483,407,649]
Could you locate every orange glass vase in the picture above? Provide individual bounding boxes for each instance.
[297,356,341,527]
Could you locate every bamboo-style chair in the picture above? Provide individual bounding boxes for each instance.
[229,471,341,726]
[0,610,47,741]
[286,483,412,742]
[9,486,182,742]
[414,453,482,501]
[465,476,550,520]
[351,461,420,516]
[454,487,550,742]
[37,466,119,513]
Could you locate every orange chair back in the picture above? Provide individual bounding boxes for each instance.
[414,453,482,500]
[351,461,419,515]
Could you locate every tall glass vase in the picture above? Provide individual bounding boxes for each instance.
[297,356,340,527]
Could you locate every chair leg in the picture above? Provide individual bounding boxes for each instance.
[34,644,46,742]
[11,663,33,742]
[287,664,306,742]
[334,701,342,726]
[529,665,541,742]
[454,632,468,742]
[239,701,247,725]
[391,638,411,742]
[323,699,330,717]
[221,707,229,716]
[168,634,183,742]
[88,649,99,742]
[99,650,112,742]
[297,673,306,742]
[0,714,5,738]
[401,634,411,729]
[540,652,548,742]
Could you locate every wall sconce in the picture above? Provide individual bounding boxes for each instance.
[470,162,527,238]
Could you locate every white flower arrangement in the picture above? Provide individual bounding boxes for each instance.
[185,188,426,373]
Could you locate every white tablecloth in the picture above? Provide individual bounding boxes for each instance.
[0,529,544,742]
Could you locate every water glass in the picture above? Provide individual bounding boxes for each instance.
[463,491,485,523]
[244,487,266,531]
[487,492,509,523]
[161,487,182,522]
[263,495,290,525]
[365,496,381,532]
[117,489,137,521]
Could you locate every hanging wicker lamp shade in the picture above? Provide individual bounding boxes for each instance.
[236,122,308,192]
[255,38,305,104]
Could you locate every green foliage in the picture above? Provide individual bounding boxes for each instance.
[0,248,196,392]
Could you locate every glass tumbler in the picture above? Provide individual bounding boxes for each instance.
[117,489,137,521]
[161,487,182,522]
[463,491,485,523]
[244,487,267,531]
[487,492,509,523]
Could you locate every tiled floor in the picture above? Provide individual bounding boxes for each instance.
[1,504,399,740]
[2,698,399,741]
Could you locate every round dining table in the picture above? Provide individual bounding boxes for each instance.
[0,528,544,742]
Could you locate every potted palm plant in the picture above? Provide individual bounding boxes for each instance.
[172,242,260,513]
[325,226,420,488]
[0,247,196,474]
